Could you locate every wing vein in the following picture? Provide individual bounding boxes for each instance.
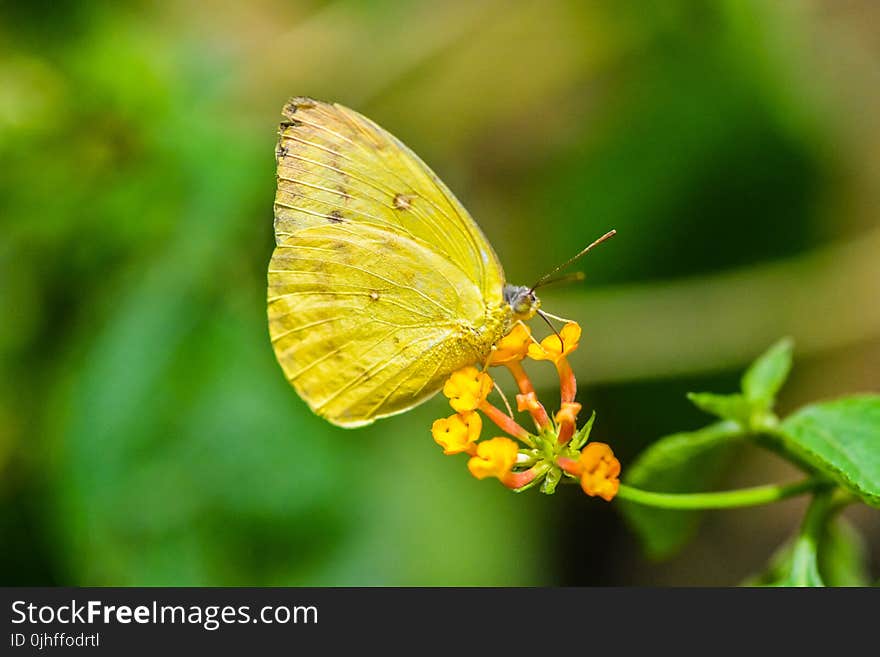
[273,250,453,318]
[283,121,476,269]
[322,107,486,278]
[315,332,441,412]
[285,325,399,379]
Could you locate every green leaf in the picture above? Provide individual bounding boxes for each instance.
[743,538,791,586]
[686,392,751,425]
[744,518,868,587]
[687,339,794,430]
[779,395,880,507]
[541,467,562,494]
[819,518,871,586]
[571,411,596,450]
[741,337,793,408]
[619,421,744,559]
[784,534,825,587]
[742,518,870,586]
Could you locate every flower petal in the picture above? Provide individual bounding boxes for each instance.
[443,366,493,412]
[467,437,519,480]
[578,442,620,501]
[431,411,482,454]
[488,322,533,365]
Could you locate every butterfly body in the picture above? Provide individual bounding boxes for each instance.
[268,98,534,427]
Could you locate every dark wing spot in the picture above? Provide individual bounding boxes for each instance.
[291,97,317,111]
[279,119,303,130]
[275,144,289,160]
[393,193,413,210]
[283,97,317,118]
[328,210,344,223]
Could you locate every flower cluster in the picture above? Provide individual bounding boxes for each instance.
[431,321,620,500]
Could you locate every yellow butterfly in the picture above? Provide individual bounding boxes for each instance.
[268,97,610,427]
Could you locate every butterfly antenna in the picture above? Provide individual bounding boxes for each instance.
[493,379,515,419]
[531,271,586,291]
[529,229,616,293]
[537,309,565,352]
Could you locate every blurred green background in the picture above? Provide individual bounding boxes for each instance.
[2,0,878,586]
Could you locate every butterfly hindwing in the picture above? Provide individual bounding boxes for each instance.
[269,223,494,425]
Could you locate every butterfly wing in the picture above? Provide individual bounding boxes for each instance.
[269,98,508,426]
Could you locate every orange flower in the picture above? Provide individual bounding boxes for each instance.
[527,322,581,364]
[554,401,582,443]
[488,322,532,365]
[428,318,617,499]
[516,391,542,414]
[442,366,493,413]
[554,401,582,427]
[578,442,620,501]
[431,411,482,455]
[467,437,519,480]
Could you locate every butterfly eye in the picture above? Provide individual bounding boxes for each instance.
[514,298,532,315]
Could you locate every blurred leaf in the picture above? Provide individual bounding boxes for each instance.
[783,533,825,587]
[745,517,869,587]
[779,396,880,507]
[741,337,793,408]
[743,537,792,586]
[619,421,744,559]
[819,518,871,587]
[686,392,751,426]
[686,338,793,429]
[747,488,871,588]
[778,492,832,587]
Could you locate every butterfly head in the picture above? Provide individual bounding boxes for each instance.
[503,284,541,321]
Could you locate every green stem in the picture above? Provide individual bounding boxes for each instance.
[616,477,822,510]
[786,489,834,586]
[827,488,858,516]
[755,428,820,475]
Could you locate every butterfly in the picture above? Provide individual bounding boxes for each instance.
[268,97,611,427]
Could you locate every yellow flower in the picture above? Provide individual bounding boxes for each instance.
[578,442,621,501]
[488,322,532,365]
[467,437,519,480]
[527,322,582,364]
[443,365,493,412]
[431,411,482,455]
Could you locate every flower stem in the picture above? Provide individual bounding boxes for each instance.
[615,477,822,510]
[479,400,534,447]
[506,361,551,429]
[556,357,576,404]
